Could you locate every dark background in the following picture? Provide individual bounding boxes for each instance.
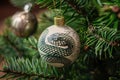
[0,0,20,21]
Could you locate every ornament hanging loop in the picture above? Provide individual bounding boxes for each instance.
[24,3,32,12]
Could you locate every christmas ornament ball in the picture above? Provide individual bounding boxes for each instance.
[11,11,37,37]
[38,17,80,67]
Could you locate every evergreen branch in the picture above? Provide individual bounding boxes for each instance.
[36,0,53,8]
[36,0,90,16]
[94,12,118,29]
[0,27,39,58]
[3,36,22,57]
[0,70,59,80]
[64,0,87,15]
[25,37,38,51]
[94,3,120,29]
[0,57,61,80]
[86,26,120,58]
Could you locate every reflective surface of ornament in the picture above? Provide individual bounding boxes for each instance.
[11,3,37,37]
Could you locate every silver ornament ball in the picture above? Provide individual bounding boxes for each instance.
[11,11,37,37]
[38,17,80,67]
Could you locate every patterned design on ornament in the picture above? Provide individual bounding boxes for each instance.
[38,29,75,65]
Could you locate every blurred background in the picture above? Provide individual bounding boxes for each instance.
[0,0,20,21]
[0,0,20,33]
[0,0,44,34]
[0,0,45,77]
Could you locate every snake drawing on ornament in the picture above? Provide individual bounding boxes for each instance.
[38,29,75,66]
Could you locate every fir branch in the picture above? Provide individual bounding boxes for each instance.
[86,26,120,58]
[3,36,22,57]
[29,46,38,50]
[64,0,87,15]
[0,70,59,80]
[35,0,53,8]
[25,37,38,51]
[0,58,62,80]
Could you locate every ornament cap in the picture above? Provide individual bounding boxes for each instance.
[54,16,64,26]
[24,3,32,12]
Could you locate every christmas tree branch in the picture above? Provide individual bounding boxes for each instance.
[0,57,61,80]
[3,36,22,57]
[0,70,59,80]
[88,26,120,47]
[86,26,120,58]
[25,37,38,51]
[64,0,87,15]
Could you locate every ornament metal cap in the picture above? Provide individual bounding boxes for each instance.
[54,16,64,26]
[24,3,32,12]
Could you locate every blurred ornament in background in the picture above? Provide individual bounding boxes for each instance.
[110,5,120,13]
[11,3,37,37]
[38,16,80,67]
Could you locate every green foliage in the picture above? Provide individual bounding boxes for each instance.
[35,10,54,37]
[94,10,119,29]
[86,26,120,58]
[36,0,100,23]
[0,30,39,58]
[0,57,61,80]
[0,57,93,80]
[36,0,53,8]
[1,0,120,80]
[102,0,120,6]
